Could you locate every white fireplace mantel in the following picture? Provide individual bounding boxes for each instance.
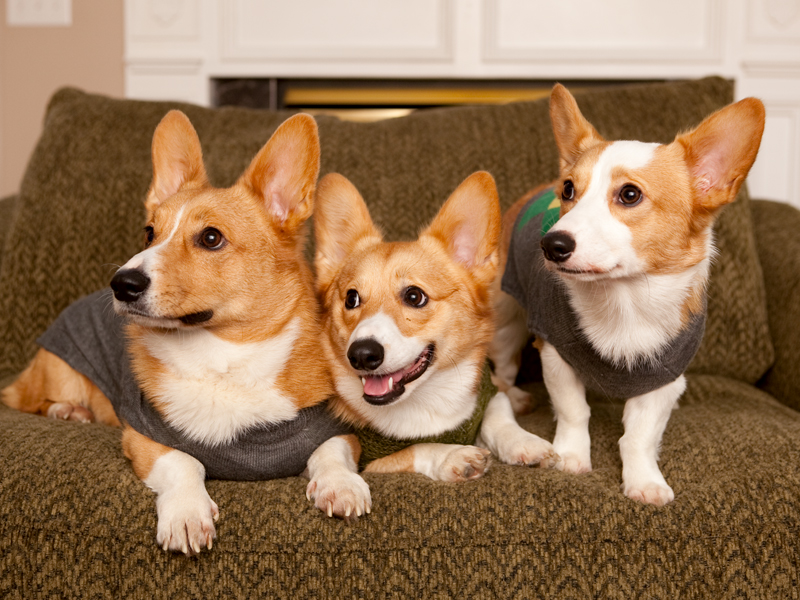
[124,0,800,207]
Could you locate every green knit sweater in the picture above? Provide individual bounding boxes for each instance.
[356,362,497,469]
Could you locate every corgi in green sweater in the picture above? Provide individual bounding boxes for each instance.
[306,171,558,496]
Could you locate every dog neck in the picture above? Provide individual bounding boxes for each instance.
[129,319,303,445]
[562,253,711,369]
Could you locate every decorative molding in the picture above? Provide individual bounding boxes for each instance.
[220,0,454,62]
[766,0,800,27]
[482,0,723,63]
[742,60,800,75]
[125,61,208,105]
[128,0,200,40]
[747,0,800,43]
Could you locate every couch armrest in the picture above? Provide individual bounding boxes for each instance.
[0,194,20,275]
[752,199,800,411]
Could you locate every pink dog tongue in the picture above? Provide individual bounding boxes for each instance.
[362,351,429,397]
[363,374,394,397]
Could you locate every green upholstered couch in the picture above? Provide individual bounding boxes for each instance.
[1,77,799,599]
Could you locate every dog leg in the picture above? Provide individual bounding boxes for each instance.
[364,443,491,482]
[305,434,371,520]
[2,348,120,426]
[489,292,532,414]
[122,427,218,554]
[477,391,558,468]
[619,376,684,506]
[540,341,592,474]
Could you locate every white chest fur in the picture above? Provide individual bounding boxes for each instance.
[565,256,711,369]
[142,319,301,446]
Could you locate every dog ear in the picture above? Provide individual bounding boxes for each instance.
[238,113,321,232]
[675,97,765,212]
[422,171,501,286]
[549,84,604,171]
[147,110,209,212]
[314,173,383,291]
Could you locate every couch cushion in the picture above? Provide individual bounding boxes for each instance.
[2,374,798,598]
[751,199,800,411]
[0,77,773,386]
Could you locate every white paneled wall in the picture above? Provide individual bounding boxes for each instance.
[124,0,800,207]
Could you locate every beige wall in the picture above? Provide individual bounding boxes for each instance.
[0,0,123,197]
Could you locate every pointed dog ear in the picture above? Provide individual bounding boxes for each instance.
[675,97,765,213]
[549,84,605,171]
[237,113,321,232]
[313,173,382,292]
[421,171,501,287]
[147,110,208,213]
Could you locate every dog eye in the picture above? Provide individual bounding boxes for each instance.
[619,185,643,206]
[345,289,361,310]
[402,286,428,308]
[198,227,225,250]
[144,226,155,248]
[562,180,575,202]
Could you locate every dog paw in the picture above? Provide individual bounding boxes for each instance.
[624,481,675,506]
[492,429,559,469]
[155,491,219,555]
[555,452,592,474]
[507,386,533,416]
[47,402,94,423]
[307,469,372,521]
[437,446,491,482]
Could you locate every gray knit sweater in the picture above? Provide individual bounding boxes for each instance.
[501,188,706,399]
[37,289,350,480]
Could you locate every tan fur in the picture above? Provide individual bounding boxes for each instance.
[542,140,709,327]
[316,172,500,431]
[549,84,604,172]
[502,86,765,325]
[340,433,362,465]
[492,84,765,505]
[121,425,173,480]
[362,446,416,474]
[323,240,495,430]
[126,332,171,419]
[2,110,339,553]
[127,111,334,413]
[2,110,333,460]
[2,348,119,426]
[314,172,502,473]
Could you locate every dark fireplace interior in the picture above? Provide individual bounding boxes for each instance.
[212,78,653,121]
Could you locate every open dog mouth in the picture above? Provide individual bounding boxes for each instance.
[360,344,435,406]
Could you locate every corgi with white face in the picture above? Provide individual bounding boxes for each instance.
[305,171,558,489]
[2,111,366,551]
[492,84,765,505]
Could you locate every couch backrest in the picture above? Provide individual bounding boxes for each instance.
[0,77,773,387]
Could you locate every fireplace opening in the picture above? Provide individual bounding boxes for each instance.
[212,78,655,122]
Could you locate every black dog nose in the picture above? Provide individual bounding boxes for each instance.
[347,338,385,371]
[110,269,151,303]
[541,231,576,263]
